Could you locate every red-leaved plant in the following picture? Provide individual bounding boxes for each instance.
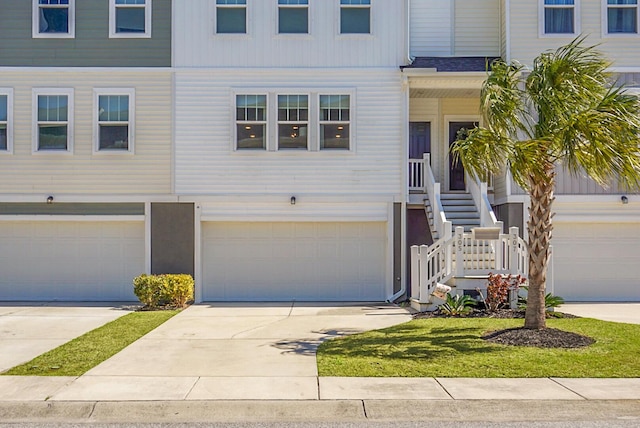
[484,273,527,311]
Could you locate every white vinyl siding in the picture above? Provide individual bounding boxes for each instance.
[454,0,501,56]
[175,0,404,68]
[510,0,640,67]
[32,0,75,39]
[0,71,171,194]
[0,89,13,154]
[0,221,144,301]
[202,221,387,301]
[175,69,402,195]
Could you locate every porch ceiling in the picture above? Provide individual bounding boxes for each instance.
[407,74,486,99]
[410,88,480,98]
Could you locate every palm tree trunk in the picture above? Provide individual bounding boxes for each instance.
[525,168,555,330]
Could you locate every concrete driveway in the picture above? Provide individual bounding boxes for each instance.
[558,303,640,324]
[48,302,412,400]
[0,302,132,373]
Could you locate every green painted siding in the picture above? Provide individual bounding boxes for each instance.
[0,0,170,67]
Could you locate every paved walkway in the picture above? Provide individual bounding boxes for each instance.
[1,302,639,405]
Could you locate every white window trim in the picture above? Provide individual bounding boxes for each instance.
[233,93,269,151]
[602,0,640,37]
[318,93,353,151]
[277,0,310,35]
[109,0,152,39]
[93,88,135,155]
[232,90,356,154]
[277,94,310,151]
[32,88,74,155]
[339,0,372,36]
[32,0,75,39]
[214,0,248,35]
[538,0,581,37]
[0,88,14,155]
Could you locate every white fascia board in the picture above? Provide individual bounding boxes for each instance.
[0,194,179,203]
[177,194,399,204]
[0,215,145,222]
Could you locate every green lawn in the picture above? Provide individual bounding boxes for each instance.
[3,310,179,376]
[317,318,640,378]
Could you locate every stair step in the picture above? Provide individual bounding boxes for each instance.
[440,193,473,200]
[441,205,477,212]
[446,212,480,219]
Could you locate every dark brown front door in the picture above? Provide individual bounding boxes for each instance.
[448,121,477,191]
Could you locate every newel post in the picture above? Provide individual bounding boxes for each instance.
[455,226,465,277]
[509,227,519,275]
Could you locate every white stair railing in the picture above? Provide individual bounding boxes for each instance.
[424,154,452,240]
[466,171,502,231]
[408,154,427,191]
[411,226,527,304]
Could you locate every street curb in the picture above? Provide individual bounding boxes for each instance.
[1,400,639,423]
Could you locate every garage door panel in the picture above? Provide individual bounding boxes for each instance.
[0,222,144,301]
[552,223,640,301]
[203,222,387,301]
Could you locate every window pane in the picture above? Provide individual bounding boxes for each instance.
[609,8,638,32]
[116,0,145,4]
[217,8,246,33]
[320,124,349,150]
[237,124,265,149]
[0,125,6,151]
[279,8,308,33]
[278,124,307,149]
[39,8,69,33]
[341,8,370,34]
[608,0,637,4]
[545,8,574,33]
[0,96,6,122]
[38,124,67,150]
[340,0,370,4]
[99,95,129,122]
[116,8,145,33]
[544,0,574,4]
[99,125,129,150]
[38,95,67,122]
[217,0,246,4]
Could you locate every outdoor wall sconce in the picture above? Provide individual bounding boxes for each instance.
[46,196,54,204]
[621,195,629,204]
[290,196,296,205]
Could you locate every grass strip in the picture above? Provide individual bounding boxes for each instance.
[3,310,179,376]
[317,317,640,378]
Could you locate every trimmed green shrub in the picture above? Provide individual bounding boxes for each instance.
[133,274,194,308]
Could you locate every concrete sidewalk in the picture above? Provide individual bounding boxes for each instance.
[1,302,639,412]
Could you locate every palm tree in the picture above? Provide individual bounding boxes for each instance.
[451,37,640,329]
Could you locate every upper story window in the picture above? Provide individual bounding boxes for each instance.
[236,95,267,150]
[109,0,152,38]
[278,95,308,149]
[0,89,13,153]
[278,0,309,34]
[95,89,135,154]
[33,88,74,153]
[541,0,578,35]
[340,0,370,34]
[216,0,247,34]
[32,0,75,38]
[320,95,350,150]
[606,0,638,34]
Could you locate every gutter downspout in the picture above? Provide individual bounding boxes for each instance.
[388,74,410,304]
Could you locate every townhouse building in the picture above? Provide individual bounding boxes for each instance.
[0,0,178,301]
[0,0,637,303]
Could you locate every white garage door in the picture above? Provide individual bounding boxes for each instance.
[202,222,387,301]
[552,223,640,301]
[0,221,145,301]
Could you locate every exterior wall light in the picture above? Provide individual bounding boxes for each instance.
[621,195,629,204]
[46,196,54,204]
[290,196,296,205]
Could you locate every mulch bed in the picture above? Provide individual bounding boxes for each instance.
[413,308,594,349]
